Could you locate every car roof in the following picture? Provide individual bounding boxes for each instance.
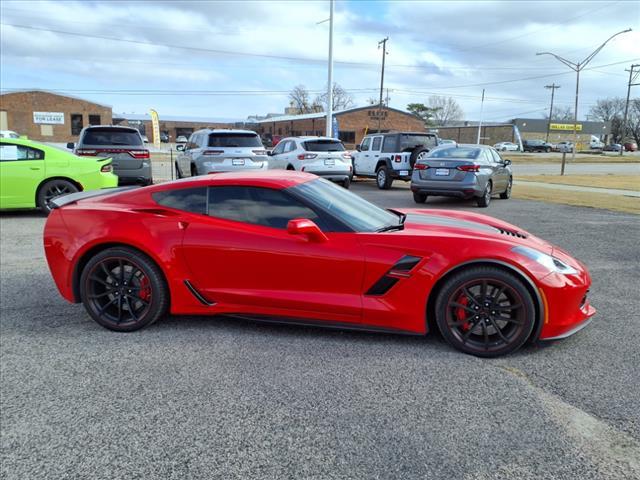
[282,136,342,141]
[193,128,258,135]
[149,170,318,192]
[82,125,139,131]
[365,131,436,137]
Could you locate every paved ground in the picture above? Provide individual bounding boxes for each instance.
[1,183,639,479]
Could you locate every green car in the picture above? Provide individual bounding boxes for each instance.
[0,138,118,212]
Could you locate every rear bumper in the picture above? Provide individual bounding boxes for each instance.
[304,169,350,181]
[411,182,483,199]
[116,164,152,185]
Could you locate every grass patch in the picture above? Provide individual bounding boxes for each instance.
[506,153,639,164]
[517,174,640,191]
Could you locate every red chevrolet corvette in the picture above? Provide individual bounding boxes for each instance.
[43,171,595,357]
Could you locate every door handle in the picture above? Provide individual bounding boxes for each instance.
[178,221,189,230]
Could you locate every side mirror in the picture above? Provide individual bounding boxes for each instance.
[66,142,75,149]
[355,144,361,152]
[503,159,512,166]
[176,144,185,151]
[267,150,273,156]
[287,218,328,243]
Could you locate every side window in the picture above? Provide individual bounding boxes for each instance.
[490,149,503,164]
[271,141,286,155]
[360,137,371,151]
[153,187,207,214]
[371,137,382,151]
[287,141,298,153]
[0,144,44,161]
[480,150,493,165]
[208,186,321,229]
[382,136,396,153]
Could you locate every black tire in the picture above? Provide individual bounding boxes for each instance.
[342,177,351,189]
[476,180,492,207]
[190,164,198,177]
[434,266,536,357]
[500,177,512,199]
[287,164,295,171]
[545,147,551,153]
[79,247,169,332]
[376,165,393,190]
[37,179,79,213]
[409,147,430,168]
[413,191,427,203]
[175,161,183,179]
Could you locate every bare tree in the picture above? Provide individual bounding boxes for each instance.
[628,98,640,145]
[426,96,464,125]
[288,85,317,114]
[315,83,355,111]
[542,105,575,121]
[589,97,626,141]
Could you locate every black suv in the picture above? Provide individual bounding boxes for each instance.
[522,139,553,153]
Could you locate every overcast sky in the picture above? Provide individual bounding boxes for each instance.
[1,0,638,122]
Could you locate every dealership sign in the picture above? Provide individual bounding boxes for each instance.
[550,123,582,131]
[33,112,65,124]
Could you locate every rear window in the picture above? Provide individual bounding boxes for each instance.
[82,128,143,146]
[400,134,438,151]
[208,133,262,148]
[429,147,480,159]
[302,139,345,152]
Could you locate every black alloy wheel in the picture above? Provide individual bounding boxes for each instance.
[80,247,168,332]
[435,267,536,357]
[37,179,79,213]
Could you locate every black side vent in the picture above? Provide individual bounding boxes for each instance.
[184,280,216,306]
[497,228,528,239]
[366,255,422,296]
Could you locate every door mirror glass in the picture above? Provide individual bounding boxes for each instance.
[66,142,74,149]
[287,218,328,243]
[176,144,185,151]
[503,159,512,166]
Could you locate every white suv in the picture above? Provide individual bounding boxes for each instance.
[268,137,352,188]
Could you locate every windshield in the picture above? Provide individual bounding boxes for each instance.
[290,178,400,232]
[429,146,480,159]
[400,134,438,151]
[303,139,345,152]
[82,128,143,146]
[208,133,262,148]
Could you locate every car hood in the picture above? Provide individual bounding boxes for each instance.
[396,208,554,255]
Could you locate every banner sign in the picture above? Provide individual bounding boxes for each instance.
[150,109,161,148]
[550,123,582,131]
[331,116,339,139]
[33,112,64,124]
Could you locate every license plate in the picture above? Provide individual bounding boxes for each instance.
[400,170,409,176]
[232,159,245,166]
[435,168,449,176]
[324,159,335,166]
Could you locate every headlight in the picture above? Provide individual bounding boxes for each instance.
[512,246,578,275]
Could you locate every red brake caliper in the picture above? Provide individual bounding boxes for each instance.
[455,294,471,331]
[138,276,151,302]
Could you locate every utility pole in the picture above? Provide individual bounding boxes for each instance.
[620,63,640,156]
[325,0,334,137]
[476,89,485,144]
[537,28,631,163]
[377,36,388,133]
[544,83,560,142]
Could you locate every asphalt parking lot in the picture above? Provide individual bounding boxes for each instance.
[1,182,639,479]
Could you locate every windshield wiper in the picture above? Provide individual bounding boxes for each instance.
[377,223,405,233]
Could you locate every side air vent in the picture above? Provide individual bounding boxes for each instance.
[496,227,528,239]
[184,280,216,306]
[366,255,422,296]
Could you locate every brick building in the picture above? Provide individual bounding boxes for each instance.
[0,90,112,143]
[253,106,426,149]
[112,113,234,142]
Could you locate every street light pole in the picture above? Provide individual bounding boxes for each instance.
[325,0,334,138]
[377,36,389,133]
[620,64,640,156]
[476,89,485,144]
[544,83,560,143]
[536,28,631,166]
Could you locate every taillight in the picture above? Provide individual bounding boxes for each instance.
[76,149,97,156]
[414,163,429,170]
[252,150,267,155]
[457,164,480,172]
[203,150,223,156]
[394,155,402,162]
[100,164,112,173]
[297,153,318,160]
[129,149,150,159]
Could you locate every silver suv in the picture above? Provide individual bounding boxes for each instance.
[70,125,151,185]
[176,129,268,177]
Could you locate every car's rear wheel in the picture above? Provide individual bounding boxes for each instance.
[476,180,492,207]
[37,179,79,213]
[376,165,393,189]
[79,247,169,332]
[434,267,536,357]
[500,177,512,199]
[413,192,427,203]
[342,177,351,189]
[175,161,183,179]
[190,164,198,176]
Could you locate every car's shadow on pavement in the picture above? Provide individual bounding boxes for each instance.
[0,210,45,218]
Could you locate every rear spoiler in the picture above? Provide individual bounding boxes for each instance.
[50,186,140,209]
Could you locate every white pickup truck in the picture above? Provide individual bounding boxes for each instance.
[352,132,440,189]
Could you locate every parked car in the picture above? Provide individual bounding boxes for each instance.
[142,135,149,144]
[268,136,352,188]
[160,132,170,143]
[522,139,553,153]
[590,136,604,149]
[555,141,574,153]
[0,137,117,213]
[175,129,268,177]
[0,130,20,139]
[44,171,595,357]
[410,144,512,208]
[351,131,439,189]
[438,139,457,146]
[494,142,519,152]
[70,126,151,186]
[624,141,638,152]
[603,143,622,152]
[176,135,188,143]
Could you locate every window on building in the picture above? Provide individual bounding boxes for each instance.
[338,131,356,144]
[88,114,101,126]
[71,114,83,135]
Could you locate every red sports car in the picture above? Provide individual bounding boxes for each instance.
[43,171,595,357]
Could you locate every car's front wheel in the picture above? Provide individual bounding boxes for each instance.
[79,247,169,332]
[37,179,79,213]
[413,192,427,203]
[342,177,351,189]
[434,266,536,357]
